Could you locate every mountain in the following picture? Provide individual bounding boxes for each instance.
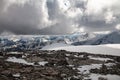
[91,31,120,45]
[72,30,120,45]
[0,31,120,51]
[0,32,97,50]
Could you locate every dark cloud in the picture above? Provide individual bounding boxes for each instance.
[0,0,51,34]
[78,14,119,32]
[0,0,120,35]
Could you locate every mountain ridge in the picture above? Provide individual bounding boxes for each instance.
[0,31,120,51]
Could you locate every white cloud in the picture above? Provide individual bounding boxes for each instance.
[1,0,53,30]
[79,27,85,32]
[85,0,118,15]
[104,9,116,24]
[66,7,83,18]
[116,24,120,30]
[0,0,120,34]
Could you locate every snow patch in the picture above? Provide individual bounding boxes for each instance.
[6,57,34,65]
[89,56,114,61]
[77,63,115,74]
[13,73,20,77]
[77,64,101,74]
[89,74,120,80]
[38,61,48,66]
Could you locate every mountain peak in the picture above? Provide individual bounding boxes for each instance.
[0,31,15,36]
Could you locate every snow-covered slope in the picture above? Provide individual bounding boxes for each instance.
[103,44,120,49]
[72,31,120,45]
[92,31,120,45]
[42,44,120,56]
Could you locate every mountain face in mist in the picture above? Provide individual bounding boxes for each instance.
[0,30,120,51]
[72,31,120,45]
[92,31,120,45]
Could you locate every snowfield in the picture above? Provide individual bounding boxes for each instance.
[103,44,120,49]
[42,43,120,56]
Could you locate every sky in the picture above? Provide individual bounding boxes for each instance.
[0,0,120,35]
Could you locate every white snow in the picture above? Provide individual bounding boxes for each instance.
[74,54,84,58]
[38,61,48,66]
[88,74,120,80]
[8,52,23,54]
[66,54,71,57]
[77,64,101,74]
[77,63,114,74]
[42,44,120,56]
[77,63,118,80]
[103,44,120,49]
[6,57,34,65]
[13,73,20,77]
[89,56,114,61]
[93,31,111,35]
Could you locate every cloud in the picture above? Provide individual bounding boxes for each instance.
[78,0,120,32]
[116,24,120,30]
[0,0,53,34]
[0,0,120,35]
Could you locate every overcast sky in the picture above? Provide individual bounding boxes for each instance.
[0,0,120,35]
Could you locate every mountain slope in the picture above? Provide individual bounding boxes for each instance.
[0,31,120,51]
[92,31,120,45]
[72,31,120,45]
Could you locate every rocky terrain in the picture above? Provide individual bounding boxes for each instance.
[0,50,120,80]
